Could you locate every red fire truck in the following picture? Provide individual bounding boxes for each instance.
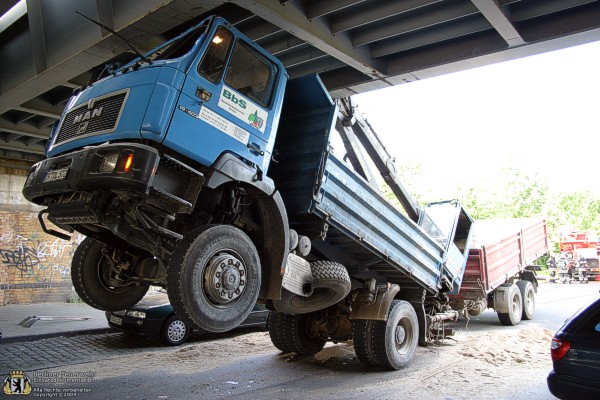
[559,231,600,279]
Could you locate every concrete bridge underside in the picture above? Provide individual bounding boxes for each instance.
[1,0,599,167]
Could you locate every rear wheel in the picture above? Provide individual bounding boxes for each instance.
[267,311,326,355]
[497,284,523,326]
[352,319,379,367]
[363,300,418,370]
[71,238,148,311]
[516,280,535,320]
[167,225,261,333]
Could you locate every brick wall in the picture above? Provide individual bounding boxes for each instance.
[0,158,82,305]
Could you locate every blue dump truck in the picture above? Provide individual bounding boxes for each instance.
[22,15,473,370]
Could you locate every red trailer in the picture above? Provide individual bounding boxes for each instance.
[450,218,548,326]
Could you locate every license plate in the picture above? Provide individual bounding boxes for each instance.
[44,167,69,182]
[109,315,123,326]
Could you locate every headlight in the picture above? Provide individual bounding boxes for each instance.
[99,153,119,173]
[126,310,146,319]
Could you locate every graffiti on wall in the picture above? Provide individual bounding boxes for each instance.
[0,230,81,284]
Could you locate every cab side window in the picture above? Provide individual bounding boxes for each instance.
[198,27,233,83]
[224,41,275,108]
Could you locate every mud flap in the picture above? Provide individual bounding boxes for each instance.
[410,300,428,347]
[350,284,400,321]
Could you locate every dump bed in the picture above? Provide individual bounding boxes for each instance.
[453,218,548,302]
[268,76,471,295]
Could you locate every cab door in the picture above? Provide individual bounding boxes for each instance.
[165,24,278,170]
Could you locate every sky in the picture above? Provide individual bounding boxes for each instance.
[353,39,600,197]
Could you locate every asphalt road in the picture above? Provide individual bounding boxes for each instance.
[2,282,598,400]
[458,280,600,333]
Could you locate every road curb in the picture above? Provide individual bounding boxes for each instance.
[0,327,116,344]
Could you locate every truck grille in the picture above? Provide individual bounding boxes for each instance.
[55,90,128,145]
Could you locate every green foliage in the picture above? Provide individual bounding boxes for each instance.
[382,160,600,251]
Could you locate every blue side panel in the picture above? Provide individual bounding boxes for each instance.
[270,75,445,293]
[316,155,445,291]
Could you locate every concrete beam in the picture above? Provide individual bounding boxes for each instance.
[236,0,386,78]
[331,0,443,34]
[0,118,50,139]
[352,1,479,47]
[0,141,45,155]
[307,0,366,19]
[0,0,215,114]
[16,98,63,119]
[471,0,525,47]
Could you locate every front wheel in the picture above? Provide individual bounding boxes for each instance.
[167,225,261,333]
[71,238,148,311]
[160,314,190,346]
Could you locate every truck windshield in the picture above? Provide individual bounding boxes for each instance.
[153,26,206,61]
[198,26,277,108]
[419,202,459,247]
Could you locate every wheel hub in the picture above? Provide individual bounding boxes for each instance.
[204,253,246,304]
[168,320,186,342]
[395,325,406,345]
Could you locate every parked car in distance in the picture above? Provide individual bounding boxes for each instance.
[547,296,600,399]
[106,294,268,346]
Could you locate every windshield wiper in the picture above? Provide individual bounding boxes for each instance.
[76,11,152,65]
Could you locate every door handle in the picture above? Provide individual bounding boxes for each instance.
[248,142,264,156]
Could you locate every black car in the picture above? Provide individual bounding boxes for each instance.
[547,296,600,399]
[106,295,268,346]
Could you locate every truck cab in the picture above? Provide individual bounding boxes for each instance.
[23,16,291,333]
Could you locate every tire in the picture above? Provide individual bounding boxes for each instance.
[160,314,190,346]
[273,261,351,314]
[268,311,289,352]
[370,300,419,370]
[167,225,261,333]
[352,319,380,367]
[71,238,148,311]
[497,284,523,326]
[516,280,535,320]
[267,311,325,355]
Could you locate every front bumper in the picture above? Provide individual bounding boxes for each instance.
[106,311,165,339]
[23,143,160,204]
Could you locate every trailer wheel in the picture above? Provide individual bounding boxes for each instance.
[352,319,380,367]
[370,300,419,370]
[167,225,261,333]
[497,284,523,326]
[71,238,148,311]
[273,261,351,314]
[267,311,325,355]
[516,280,535,320]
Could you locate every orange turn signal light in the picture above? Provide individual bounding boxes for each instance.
[123,153,134,172]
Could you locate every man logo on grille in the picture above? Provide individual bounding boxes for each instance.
[73,107,103,124]
[77,122,89,134]
[73,106,102,135]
